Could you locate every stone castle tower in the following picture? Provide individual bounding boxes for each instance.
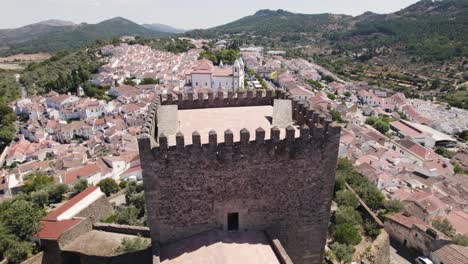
[138,90,341,264]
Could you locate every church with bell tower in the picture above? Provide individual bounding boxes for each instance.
[185,58,245,92]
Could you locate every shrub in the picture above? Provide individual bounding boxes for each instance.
[363,220,381,240]
[327,93,336,100]
[383,199,403,214]
[330,242,353,264]
[115,205,140,226]
[432,219,455,237]
[116,236,148,254]
[335,190,359,208]
[335,223,362,245]
[4,241,32,264]
[335,206,362,226]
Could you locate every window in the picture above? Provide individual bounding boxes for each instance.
[227,212,239,231]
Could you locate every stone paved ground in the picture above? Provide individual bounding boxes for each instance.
[172,106,299,145]
[160,229,280,264]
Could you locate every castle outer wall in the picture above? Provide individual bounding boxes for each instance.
[138,91,341,264]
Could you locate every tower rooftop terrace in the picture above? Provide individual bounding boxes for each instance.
[164,106,298,146]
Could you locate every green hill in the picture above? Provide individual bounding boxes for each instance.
[187,0,468,61]
[187,9,352,39]
[0,17,171,56]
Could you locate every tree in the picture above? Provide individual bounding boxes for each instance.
[344,91,352,97]
[140,78,160,85]
[432,219,455,237]
[335,190,359,208]
[373,120,389,134]
[97,178,119,196]
[453,234,468,247]
[365,117,378,126]
[116,236,148,254]
[2,200,44,240]
[115,205,140,226]
[47,184,69,203]
[335,206,363,226]
[22,172,53,194]
[30,190,49,207]
[4,240,32,264]
[73,179,88,194]
[330,242,353,264]
[363,220,381,239]
[383,199,403,214]
[327,93,336,100]
[335,223,362,245]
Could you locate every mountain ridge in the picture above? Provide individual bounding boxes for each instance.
[0,17,171,56]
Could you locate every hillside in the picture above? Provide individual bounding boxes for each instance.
[142,23,186,34]
[187,9,352,38]
[0,17,171,56]
[332,0,468,61]
[187,0,467,61]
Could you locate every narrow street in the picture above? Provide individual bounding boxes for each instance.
[390,241,418,264]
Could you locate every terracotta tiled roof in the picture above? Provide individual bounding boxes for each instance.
[431,244,468,264]
[386,212,428,229]
[62,164,101,185]
[35,219,81,240]
[44,186,98,221]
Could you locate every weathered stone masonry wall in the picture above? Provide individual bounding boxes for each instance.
[138,90,341,264]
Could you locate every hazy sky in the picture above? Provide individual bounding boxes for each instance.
[1,0,420,30]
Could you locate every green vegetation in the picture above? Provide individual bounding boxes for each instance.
[1,17,169,56]
[383,199,403,214]
[330,109,344,123]
[327,93,336,100]
[97,178,119,196]
[0,183,48,263]
[116,236,149,254]
[73,179,89,195]
[22,172,69,206]
[199,49,240,65]
[363,220,381,239]
[255,75,268,89]
[20,48,104,94]
[305,79,323,89]
[0,102,18,152]
[335,190,359,208]
[458,130,468,142]
[187,9,348,39]
[335,223,362,245]
[330,242,353,264]
[0,71,20,101]
[432,219,468,246]
[435,147,456,159]
[335,206,363,226]
[139,78,160,85]
[335,158,385,211]
[443,89,468,109]
[332,0,468,62]
[112,182,147,226]
[365,116,391,134]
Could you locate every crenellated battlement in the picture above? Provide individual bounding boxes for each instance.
[162,90,276,109]
[139,89,340,153]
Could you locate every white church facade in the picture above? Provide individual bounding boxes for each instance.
[185,59,245,91]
